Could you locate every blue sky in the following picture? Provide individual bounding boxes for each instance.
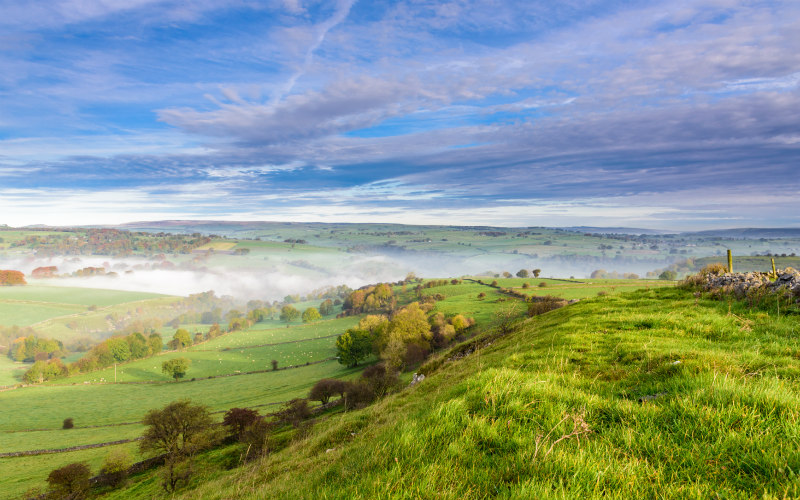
[0,0,798,229]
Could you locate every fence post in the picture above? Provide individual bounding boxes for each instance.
[727,249,733,273]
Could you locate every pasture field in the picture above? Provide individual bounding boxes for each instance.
[0,442,140,499]
[0,285,164,308]
[0,301,84,327]
[196,317,358,350]
[0,357,27,386]
[59,336,338,383]
[30,295,183,342]
[0,359,362,497]
[116,285,800,500]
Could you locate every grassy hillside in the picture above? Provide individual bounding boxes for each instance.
[99,285,800,500]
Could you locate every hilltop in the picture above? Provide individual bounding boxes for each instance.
[91,282,800,499]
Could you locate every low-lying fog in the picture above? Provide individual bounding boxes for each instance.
[0,252,667,301]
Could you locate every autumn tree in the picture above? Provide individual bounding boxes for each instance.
[308,378,346,404]
[319,299,334,316]
[140,400,213,492]
[170,329,192,350]
[301,307,321,323]
[516,269,530,278]
[162,357,190,381]
[0,270,26,285]
[47,462,91,499]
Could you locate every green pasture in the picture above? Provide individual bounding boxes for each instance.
[0,442,140,499]
[132,285,800,500]
[0,301,84,327]
[0,285,164,308]
[58,337,337,384]
[196,317,358,351]
[0,357,28,386]
[0,360,359,496]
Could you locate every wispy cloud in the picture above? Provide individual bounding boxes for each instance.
[1,0,798,228]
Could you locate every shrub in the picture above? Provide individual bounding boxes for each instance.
[527,296,568,316]
[62,418,74,429]
[140,400,213,492]
[223,408,261,439]
[361,363,399,397]
[271,359,278,371]
[277,399,311,427]
[241,419,273,460]
[100,449,132,488]
[538,282,547,288]
[522,282,529,289]
[309,379,345,404]
[343,381,375,410]
[701,263,727,275]
[47,462,91,499]
[403,344,430,367]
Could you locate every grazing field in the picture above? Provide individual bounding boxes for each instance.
[0,300,84,327]
[127,285,800,500]
[0,357,27,386]
[0,359,362,498]
[0,285,164,308]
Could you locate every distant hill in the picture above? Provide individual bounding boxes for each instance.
[684,228,800,239]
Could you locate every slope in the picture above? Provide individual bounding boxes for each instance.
[124,286,800,500]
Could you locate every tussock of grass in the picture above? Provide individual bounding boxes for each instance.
[106,286,800,499]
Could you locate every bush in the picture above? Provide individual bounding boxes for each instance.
[47,462,91,499]
[271,360,278,371]
[223,408,261,439]
[309,379,346,404]
[100,449,132,488]
[538,282,547,288]
[241,419,273,460]
[527,296,568,316]
[361,363,399,397]
[403,344,430,368]
[277,399,311,427]
[62,418,74,429]
[343,381,375,410]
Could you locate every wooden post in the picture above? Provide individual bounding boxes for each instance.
[771,258,777,277]
[727,249,733,273]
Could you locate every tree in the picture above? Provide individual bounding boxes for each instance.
[148,333,163,355]
[127,332,150,359]
[308,378,345,404]
[0,269,26,285]
[100,449,132,488]
[276,398,311,427]
[106,337,131,363]
[532,269,541,278]
[223,408,260,439]
[170,329,192,350]
[659,270,678,280]
[47,463,91,500]
[63,418,74,429]
[319,299,334,316]
[140,400,213,492]
[162,357,190,381]
[516,269,530,278]
[280,305,300,323]
[335,330,372,367]
[302,307,321,323]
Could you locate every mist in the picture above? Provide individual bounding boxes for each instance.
[0,250,674,302]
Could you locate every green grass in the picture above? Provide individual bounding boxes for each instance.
[0,285,164,308]
[107,286,800,500]
[0,301,85,327]
[0,357,28,386]
[0,360,363,497]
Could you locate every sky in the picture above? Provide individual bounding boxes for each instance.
[0,0,798,230]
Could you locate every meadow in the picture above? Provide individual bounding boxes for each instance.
[123,284,800,500]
